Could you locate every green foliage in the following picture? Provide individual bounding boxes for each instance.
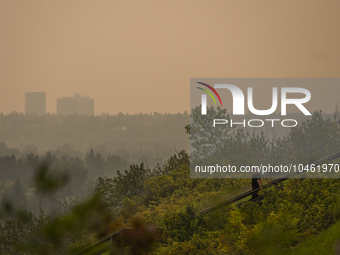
[111,219,158,255]
[155,234,222,255]
[161,149,190,175]
[34,160,69,195]
[276,110,340,165]
[215,178,340,255]
[184,124,190,135]
[114,163,151,199]
[3,110,340,254]
[96,150,191,214]
[23,193,110,254]
[190,106,273,178]
[96,163,152,216]
[0,212,50,254]
[163,205,204,242]
[190,106,233,161]
[287,218,340,255]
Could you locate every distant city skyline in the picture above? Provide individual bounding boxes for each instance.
[57,93,94,116]
[22,92,95,115]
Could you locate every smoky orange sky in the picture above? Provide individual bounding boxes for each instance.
[0,0,339,115]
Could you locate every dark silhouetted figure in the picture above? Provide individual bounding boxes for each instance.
[252,169,262,200]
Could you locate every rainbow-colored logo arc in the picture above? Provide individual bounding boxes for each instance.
[196,82,223,106]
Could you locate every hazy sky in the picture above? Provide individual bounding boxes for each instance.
[1,1,339,115]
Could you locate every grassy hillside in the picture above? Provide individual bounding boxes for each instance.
[287,219,340,255]
[1,151,340,254]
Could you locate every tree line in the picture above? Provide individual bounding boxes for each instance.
[0,111,190,165]
[1,108,340,253]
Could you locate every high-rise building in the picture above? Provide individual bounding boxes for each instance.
[25,92,46,115]
[57,94,94,116]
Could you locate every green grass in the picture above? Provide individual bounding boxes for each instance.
[286,220,340,255]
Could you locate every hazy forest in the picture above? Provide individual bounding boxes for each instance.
[1,108,340,254]
[0,111,190,166]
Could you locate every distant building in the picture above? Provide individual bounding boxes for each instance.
[25,92,46,115]
[57,94,94,116]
